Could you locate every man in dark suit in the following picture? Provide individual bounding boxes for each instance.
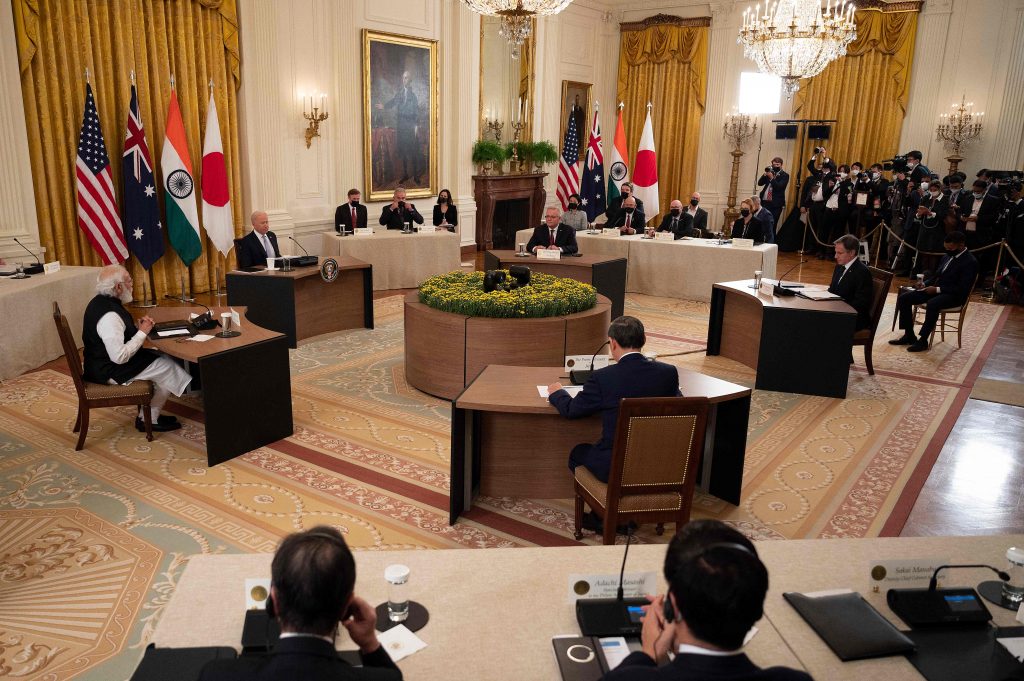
[1001,181,1024,259]
[335,188,367,234]
[237,210,281,269]
[828,235,873,331]
[378,187,423,230]
[958,179,1003,280]
[600,519,811,681]
[547,316,680,532]
[605,181,645,225]
[685,192,709,237]
[609,196,646,235]
[199,526,401,681]
[757,156,789,230]
[751,195,775,243]
[891,231,979,352]
[526,205,579,254]
[656,199,696,239]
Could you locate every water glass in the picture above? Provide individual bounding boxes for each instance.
[384,564,410,622]
[1003,546,1024,605]
[517,243,527,256]
[754,270,763,289]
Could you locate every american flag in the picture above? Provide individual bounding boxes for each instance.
[76,83,128,265]
[556,107,581,211]
[122,83,164,270]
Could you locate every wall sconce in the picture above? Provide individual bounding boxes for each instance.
[302,92,328,148]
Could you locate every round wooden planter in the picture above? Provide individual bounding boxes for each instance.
[403,291,611,400]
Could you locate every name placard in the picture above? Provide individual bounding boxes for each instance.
[568,572,657,601]
[245,578,271,610]
[759,280,775,296]
[354,227,373,236]
[564,354,611,372]
[602,228,619,236]
[654,232,674,241]
[868,557,948,592]
[732,238,754,249]
[537,248,561,260]
[43,261,61,275]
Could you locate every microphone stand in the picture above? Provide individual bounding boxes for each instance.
[131,269,158,309]
[164,272,195,303]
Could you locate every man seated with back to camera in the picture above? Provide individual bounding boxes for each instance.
[600,519,811,681]
[199,526,401,681]
[547,316,680,534]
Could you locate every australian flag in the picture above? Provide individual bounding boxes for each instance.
[580,108,606,223]
[122,84,164,270]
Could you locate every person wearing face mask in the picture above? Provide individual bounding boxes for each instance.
[757,156,789,229]
[379,186,423,230]
[560,192,588,232]
[656,199,696,239]
[823,164,854,247]
[685,193,709,237]
[335,188,367,235]
[732,199,767,244]
[610,196,646,235]
[905,150,930,186]
[891,231,978,352]
[605,181,645,225]
[1000,181,1024,262]
[958,179,1002,282]
[800,160,836,257]
[432,188,458,232]
[912,180,949,276]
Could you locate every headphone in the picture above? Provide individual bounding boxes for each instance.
[663,542,756,623]
[266,531,350,620]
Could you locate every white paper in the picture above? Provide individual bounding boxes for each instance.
[732,238,754,249]
[654,232,674,241]
[43,261,61,275]
[602,228,619,235]
[997,637,1024,662]
[377,624,427,662]
[800,290,843,301]
[597,637,631,670]
[564,355,610,372]
[537,248,561,260]
[354,227,373,236]
[156,329,190,338]
[1017,600,1024,624]
[568,572,658,601]
[801,588,855,598]
[230,308,241,328]
[743,626,759,646]
[868,558,948,589]
[188,334,215,342]
[538,385,583,399]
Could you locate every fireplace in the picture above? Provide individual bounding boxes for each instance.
[472,172,548,251]
[491,198,530,249]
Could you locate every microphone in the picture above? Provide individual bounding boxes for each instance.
[772,260,805,297]
[12,237,44,274]
[576,522,647,637]
[928,564,1009,592]
[190,300,219,330]
[616,526,634,601]
[570,341,609,385]
[287,235,310,256]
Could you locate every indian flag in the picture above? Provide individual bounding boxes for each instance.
[606,104,628,207]
[161,87,202,266]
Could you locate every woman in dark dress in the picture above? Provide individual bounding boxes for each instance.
[732,198,766,243]
[432,189,457,232]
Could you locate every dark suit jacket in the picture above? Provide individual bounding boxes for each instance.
[733,216,768,244]
[757,169,789,209]
[956,193,1001,240]
[549,353,680,468]
[926,249,979,305]
[526,223,578,254]
[606,194,645,224]
[198,636,401,681]
[432,204,458,231]
[335,202,368,233]
[686,207,708,236]
[656,212,695,239]
[379,203,424,229]
[601,651,811,681]
[609,208,647,232]
[237,230,280,269]
[755,207,775,243]
[828,259,873,330]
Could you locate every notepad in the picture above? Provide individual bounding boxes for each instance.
[800,289,843,301]
[538,385,583,399]
[156,329,190,337]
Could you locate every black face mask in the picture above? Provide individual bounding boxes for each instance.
[440,198,448,204]
[740,209,750,217]
[690,199,699,207]
[670,208,681,217]
[624,208,634,214]
[350,200,360,206]
[398,201,405,208]
[621,192,630,199]
[946,247,960,256]
[568,203,578,211]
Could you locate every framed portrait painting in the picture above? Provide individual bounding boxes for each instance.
[560,81,591,163]
[362,30,438,201]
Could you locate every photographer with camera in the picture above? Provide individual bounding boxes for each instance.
[757,157,789,229]
[799,149,836,258]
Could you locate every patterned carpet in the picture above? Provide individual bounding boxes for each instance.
[0,292,1007,679]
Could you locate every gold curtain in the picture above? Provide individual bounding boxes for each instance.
[13,0,242,300]
[617,18,709,219]
[789,6,919,206]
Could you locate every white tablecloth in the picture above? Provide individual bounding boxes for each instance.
[513,229,778,302]
[321,230,461,290]
[0,266,101,380]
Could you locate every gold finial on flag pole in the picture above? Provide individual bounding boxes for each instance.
[85,67,90,84]
[170,73,176,89]
[130,70,136,85]
[618,101,624,110]
[209,79,214,91]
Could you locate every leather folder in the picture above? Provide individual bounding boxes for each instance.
[784,591,916,661]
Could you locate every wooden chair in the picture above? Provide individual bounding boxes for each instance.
[853,266,894,375]
[912,274,978,349]
[52,302,154,450]
[573,397,709,545]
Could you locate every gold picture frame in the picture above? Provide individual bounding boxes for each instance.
[362,30,438,201]
[559,80,592,162]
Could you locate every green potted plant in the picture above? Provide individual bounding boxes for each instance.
[472,139,507,176]
[530,141,559,173]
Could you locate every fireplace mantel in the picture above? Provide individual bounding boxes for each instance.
[472,173,548,251]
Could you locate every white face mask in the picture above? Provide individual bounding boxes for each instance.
[839,172,848,179]
[920,182,930,191]
[871,172,880,180]
[930,190,940,198]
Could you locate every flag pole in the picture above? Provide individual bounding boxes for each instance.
[132,266,158,308]
[164,258,195,303]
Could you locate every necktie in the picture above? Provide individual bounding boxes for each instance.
[625,213,632,230]
[351,206,357,229]
[549,228,556,245]
[837,266,846,285]
[766,184,773,202]
[262,234,273,257]
[671,217,678,232]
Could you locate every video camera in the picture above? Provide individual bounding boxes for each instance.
[882,155,909,173]
[988,170,1024,199]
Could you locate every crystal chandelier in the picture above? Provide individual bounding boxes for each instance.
[738,0,857,98]
[462,0,574,59]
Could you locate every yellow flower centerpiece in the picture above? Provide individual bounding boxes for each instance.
[419,270,597,318]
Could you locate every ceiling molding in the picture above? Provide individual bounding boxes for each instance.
[620,13,712,30]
